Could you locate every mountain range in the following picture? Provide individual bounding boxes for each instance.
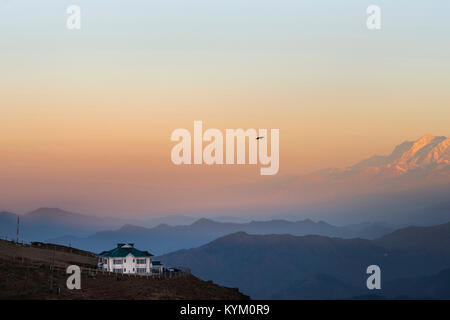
[0,207,242,242]
[1,134,448,257]
[45,217,395,255]
[158,222,450,299]
[306,134,449,189]
[0,206,396,255]
[219,134,450,224]
[0,207,130,241]
[1,134,448,230]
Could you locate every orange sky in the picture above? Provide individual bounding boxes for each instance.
[1,1,449,216]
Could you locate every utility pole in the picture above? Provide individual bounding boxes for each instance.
[49,246,56,292]
[16,216,20,243]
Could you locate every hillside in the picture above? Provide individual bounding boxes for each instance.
[159,222,450,299]
[0,239,98,268]
[373,222,450,253]
[0,239,248,300]
[270,274,362,300]
[381,268,450,299]
[159,232,385,299]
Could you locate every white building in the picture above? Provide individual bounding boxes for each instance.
[98,243,163,274]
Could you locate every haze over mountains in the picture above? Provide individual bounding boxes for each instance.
[0,208,209,242]
[1,134,448,224]
[47,218,395,255]
[351,135,449,171]
[224,134,450,224]
[159,222,450,299]
[0,135,448,299]
[0,206,396,254]
[314,134,449,186]
[0,134,448,254]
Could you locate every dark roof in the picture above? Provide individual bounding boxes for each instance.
[152,260,162,266]
[99,244,153,258]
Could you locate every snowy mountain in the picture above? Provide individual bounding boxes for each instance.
[219,135,450,224]
[351,134,449,178]
[316,134,449,181]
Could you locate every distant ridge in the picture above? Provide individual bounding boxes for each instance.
[0,207,130,242]
[25,207,89,222]
[48,217,395,255]
[159,221,450,299]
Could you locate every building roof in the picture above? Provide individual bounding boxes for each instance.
[152,260,162,266]
[99,243,153,258]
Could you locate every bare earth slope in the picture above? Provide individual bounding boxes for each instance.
[0,240,248,300]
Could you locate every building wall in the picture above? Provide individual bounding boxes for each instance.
[100,254,153,274]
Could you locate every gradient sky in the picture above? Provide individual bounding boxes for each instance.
[1,0,449,216]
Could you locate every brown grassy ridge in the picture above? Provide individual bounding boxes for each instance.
[0,239,249,300]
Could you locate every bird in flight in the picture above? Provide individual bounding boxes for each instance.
[256,136,264,140]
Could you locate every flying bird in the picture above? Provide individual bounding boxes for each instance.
[256,136,264,140]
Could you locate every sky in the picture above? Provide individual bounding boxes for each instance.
[0,0,449,216]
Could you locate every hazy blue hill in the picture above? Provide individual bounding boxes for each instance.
[270,273,363,299]
[382,268,450,299]
[5,207,394,254]
[159,222,450,299]
[159,232,385,299]
[0,208,131,242]
[374,222,450,254]
[0,211,18,239]
[347,223,394,240]
[49,217,395,255]
[405,201,450,226]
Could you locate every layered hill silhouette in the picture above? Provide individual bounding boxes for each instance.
[0,208,201,242]
[159,222,450,299]
[47,218,394,255]
[1,134,448,242]
[0,207,395,255]
[0,208,129,241]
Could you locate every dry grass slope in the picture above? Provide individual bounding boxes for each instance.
[0,239,249,300]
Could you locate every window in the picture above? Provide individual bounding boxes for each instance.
[113,268,123,273]
[136,259,147,265]
[113,259,123,265]
[136,268,147,274]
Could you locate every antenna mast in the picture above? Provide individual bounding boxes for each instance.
[16,216,20,243]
